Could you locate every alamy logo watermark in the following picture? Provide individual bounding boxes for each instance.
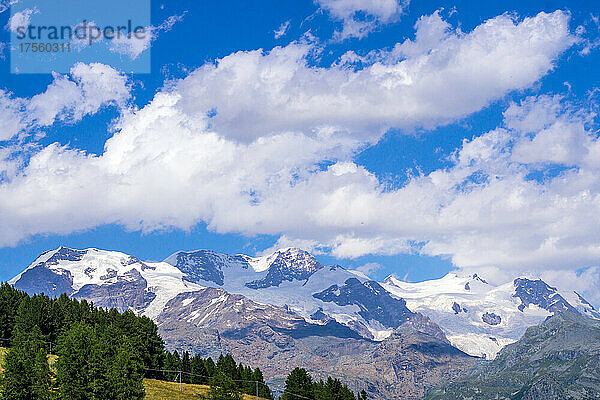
[10,0,151,74]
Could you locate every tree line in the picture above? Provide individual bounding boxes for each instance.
[0,283,369,399]
[161,351,273,399]
[282,368,368,400]
[0,283,272,399]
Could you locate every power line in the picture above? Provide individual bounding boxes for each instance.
[0,340,354,400]
[144,367,270,398]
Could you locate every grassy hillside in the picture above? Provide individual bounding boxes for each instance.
[0,348,7,373]
[144,378,269,400]
[0,349,267,400]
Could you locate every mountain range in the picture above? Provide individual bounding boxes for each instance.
[424,311,600,399]
[8,246,600,398]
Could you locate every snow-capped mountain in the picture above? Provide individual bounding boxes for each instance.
[9,246,201,318]
[9,246,599,360]
[382,273,600,358]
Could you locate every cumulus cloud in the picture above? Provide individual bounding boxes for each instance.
[5,7,36,32]
[172,11,573,142]
[1,10,596,304]
[0,63,130,141]
[316,0,408,40]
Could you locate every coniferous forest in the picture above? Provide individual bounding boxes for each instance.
[0,283,367,399]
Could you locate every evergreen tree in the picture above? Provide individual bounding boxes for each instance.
[251,367,273,399]
[98,331,145,400]
[0,284,26,344]
[55,323,145,400]
[282,368,314,400]
[207,371,242,400]
[181,351,191,383]
[0,325,53,400]
[205,357,216,377]
[319,377,356,400]
[13,296,52,342]
[90,325,145,400]
[190,355,208,385]
[216,353,239,381]
[55,323,94,400]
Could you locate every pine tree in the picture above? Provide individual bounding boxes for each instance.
[55,323,145,400]
[55,323,94,400]
[282,368,314,400]
[251,367,273,399]
[207,371,242,400]
[0,325,53,400]
[0,284,26,344]
[205,357,216,377]
[163,351,180,382]
[190,355,208,384]
[99,332,145,400]
[181,351,191,383]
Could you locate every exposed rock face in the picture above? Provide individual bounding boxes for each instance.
[522,376,566,400]
[482,312,501,325]
[452,302,468,314]
[13,264,75,296]
[313,278,414,328]
[166,250,250,285]
[73,268,156,312]
[155,289,476,400]
[45,247,87,264]
[424,312,600,400]
[11,247,86,296]
[246,249,322,289]
[156,288,364,342]
[513,278,578,313]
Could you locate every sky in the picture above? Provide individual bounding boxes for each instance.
[0,0,599,305]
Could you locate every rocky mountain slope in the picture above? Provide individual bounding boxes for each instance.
[154,287,476,399]
[423,312,600,400]
[382,273,599,359]
[10,246,599,359]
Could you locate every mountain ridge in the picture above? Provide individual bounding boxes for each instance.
[9,246,599,359]
[423,311,600,399]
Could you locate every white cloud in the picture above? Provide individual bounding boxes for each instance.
[316,0,408,40]
[70,13,186,59]
[172,11,573,142]
[1,10,597,306]
[274,20,290,39]
[0,63,130,141]
[259,235,323,256]
[0,90,26,141]
[5,7,36,32]
[0,0,19,14]
[108,13,186,59]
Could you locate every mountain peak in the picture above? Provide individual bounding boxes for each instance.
[245,247,320,272]
[513,277,579,314]
[245,248,323,289]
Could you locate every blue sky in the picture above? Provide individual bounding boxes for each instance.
[0,0,599,301]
